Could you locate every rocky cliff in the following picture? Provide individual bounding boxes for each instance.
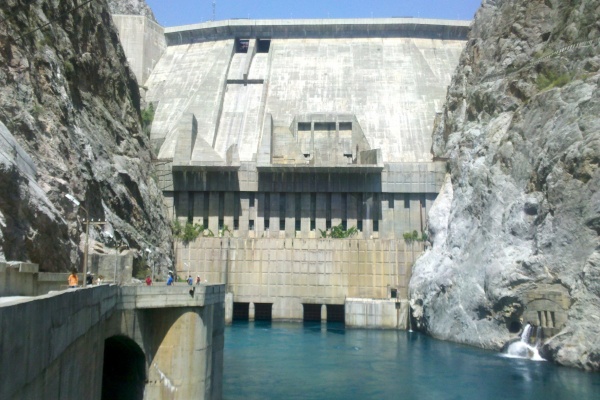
[107,0,156,21]
[0,0,172,273]
[410,0,600,370]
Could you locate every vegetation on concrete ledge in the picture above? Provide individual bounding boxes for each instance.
[403,230,428,243]
[319,224,358,238]
[172,220,203,244]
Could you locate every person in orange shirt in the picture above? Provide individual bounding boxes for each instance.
[68,269,78,288]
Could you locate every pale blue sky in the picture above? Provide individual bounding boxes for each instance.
[146,0,482,27]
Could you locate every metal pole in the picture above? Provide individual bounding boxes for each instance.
[113,242,118,284]
[83,212,90,288]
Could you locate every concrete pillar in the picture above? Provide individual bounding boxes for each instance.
[249,302,255,321]
[301,192,311,237]
[208,192,219,233]
[145,306,217,400]
[224,192,235,232]
[239,193,250,236]
[285,192,295,238]
[256,193,265,236]
[225,292,233,325]
[270,193,280,235]
[163,192,175,220]
[316,193,327,234]
[321,304,327,322]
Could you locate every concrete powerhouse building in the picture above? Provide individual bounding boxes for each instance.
[113,16,469,327]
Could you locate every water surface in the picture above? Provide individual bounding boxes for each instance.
[224,321,600,400]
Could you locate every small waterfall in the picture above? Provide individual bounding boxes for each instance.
[504,323,545,361]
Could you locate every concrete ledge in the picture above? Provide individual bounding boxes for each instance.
[119,284,226,310]
[165,18,470,45]
[345,298,409,330]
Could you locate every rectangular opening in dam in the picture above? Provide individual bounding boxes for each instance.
[254,303,273,321]
[233,302,250,320]
[257,39,271,53]
[326,305,345,323]
[235,38,249,53]
[303,303,322,321]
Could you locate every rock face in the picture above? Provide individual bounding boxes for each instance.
[410,0,600,371]
[0,0,172,272]
[107,0,156,22]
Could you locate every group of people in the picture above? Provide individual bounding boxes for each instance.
[144,272,205,286]
[68,269,103,287]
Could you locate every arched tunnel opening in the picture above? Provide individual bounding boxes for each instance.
[102,335,146,400]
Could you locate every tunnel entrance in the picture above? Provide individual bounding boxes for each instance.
[326,304,345,323]
[303,303,322,321]
[233,302,250,320]
[102,335,146,400]
[254,303,273,321]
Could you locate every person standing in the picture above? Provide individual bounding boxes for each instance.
[145,275,152,286]
[68,269,78,288]
[167,274,173,286]
[195,275,201,286]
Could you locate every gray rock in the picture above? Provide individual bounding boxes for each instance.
[410,0,600,371]
[107,0,156,22]
[0,1,172,273]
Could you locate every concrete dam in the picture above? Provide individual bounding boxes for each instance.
[112,16,469,328]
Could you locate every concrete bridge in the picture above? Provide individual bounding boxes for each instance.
[0,283,225,399]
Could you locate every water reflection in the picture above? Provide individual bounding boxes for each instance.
[224,321,600,400]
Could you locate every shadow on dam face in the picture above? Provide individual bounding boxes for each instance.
[102,335,146,400]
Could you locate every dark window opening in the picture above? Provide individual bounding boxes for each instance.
[295,219,301,231]
[265,219,270,230]
[280,219,285,231]
[303,303,322,321]
[249,192,255,207]
[218,219,224,230]
[373,220,379,232]
[257,39,271,53]
[254,303,273,320]
[235,38,249,53]
[326,304,345,323]
[390,288,398,299]
[342,220,347,230]
[326,220,332,230]
[404,195,410,209]
[357,220,363,231]
[314,122,336,131]
[304,153,311,158]
[218,192,224,223]
[233,302,249,320]
[339,122,352,130]
[389,194,395,209]
[234,219,239,230]
[249,219,255,230]
[298,122,311,131]
[310,220,315,231]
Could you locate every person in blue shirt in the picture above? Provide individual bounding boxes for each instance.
[167,273,174,286]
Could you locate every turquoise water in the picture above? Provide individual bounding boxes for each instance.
[223,321,600,400]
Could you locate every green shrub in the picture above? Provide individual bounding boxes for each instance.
[141,103,155,136]
[536,70,571,91]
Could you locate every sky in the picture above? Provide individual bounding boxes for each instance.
[146,0,482,27]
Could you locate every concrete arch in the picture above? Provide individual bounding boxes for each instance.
[102,335,146,400]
